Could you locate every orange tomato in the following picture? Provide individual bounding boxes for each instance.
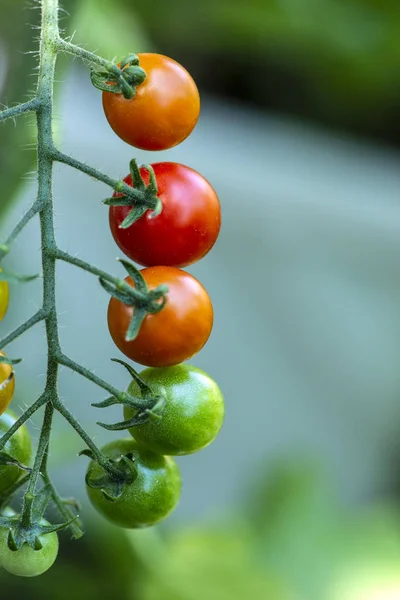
[102,54,200,151]
[107,266,213,367]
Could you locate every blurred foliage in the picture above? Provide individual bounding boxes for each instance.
[129,0,400,140]
[0,0,148,220]
[1,459,400,600]
[0,0,79,219]
[1,0,400,216]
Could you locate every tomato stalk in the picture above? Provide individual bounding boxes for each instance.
[0,0,167,541]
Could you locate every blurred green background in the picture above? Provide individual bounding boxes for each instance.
[1,0,400,598]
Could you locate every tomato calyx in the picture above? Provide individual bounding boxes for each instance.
[91,54,146,100]
[93,359,165,432]
[83,449,138,502]
[100,259,168,341]
[0,356,21,366]
[104,159,162,228]
[0,267,39,284]
[0,486,75,551]
[0,448,31,475]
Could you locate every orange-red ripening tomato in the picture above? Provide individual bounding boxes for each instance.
[102,54,200,151]
[110,163,221,268]
[107,267,213,367]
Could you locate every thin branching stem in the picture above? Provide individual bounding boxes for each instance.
[0,99,41,123]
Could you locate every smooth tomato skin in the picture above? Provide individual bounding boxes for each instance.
[0,272,9,321]
[0,521,58,577]
[107,267,213,367]
[102,53,200,151]
[110,163,221,268]
[0,410,32,495]
[87,438,181,528]
[0,351,15,416]
[125,364,225,456]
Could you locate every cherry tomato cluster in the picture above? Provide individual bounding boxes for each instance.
[87,53,224,528]
[0,53,224,578]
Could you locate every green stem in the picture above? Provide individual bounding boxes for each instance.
[40,445,83,538]
[57,352,129,401]
[0,99,41,123]
[0,309,46,349]
[21,402,54,528]
[50,149,155,206]
[0,394,48,452]
[3,200,43,251]
[54,249,148,303]
[56,38,118,72]
[53,398,121,478]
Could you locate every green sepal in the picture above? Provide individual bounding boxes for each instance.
[97,395,165,432]
[110,358,152,396]
[0,510,79,551]
[0,451,31,473]
[78,448,97,461]
[85,454,137,502]
[91,396,120,409]
[0,356,22,366]
[91,391,144,410]
[90,56,146,99]
[103,196,135,207]
[126,307,146,342]
[0,270,39,283]
[99,278,136,305]
[102,159,161,227]
[97,414,149,432]
[120,206,148,229]
[118,259,147,293]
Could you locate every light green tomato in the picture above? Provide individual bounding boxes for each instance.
[0,521,58,577]
[125,364,225,456]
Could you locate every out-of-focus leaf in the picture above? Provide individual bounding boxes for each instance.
[126,524,294,600]
[71,0,151,61]
[0,0,80,220]
[248,459,343,600]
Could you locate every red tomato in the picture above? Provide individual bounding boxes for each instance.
[102,54,200,151]
[110,163,221,268]
[107,267,213,367]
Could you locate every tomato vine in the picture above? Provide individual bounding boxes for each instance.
[0,0,223,577]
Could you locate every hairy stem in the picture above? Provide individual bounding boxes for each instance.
[51,149,153,204]
[21,402,54,527]
[54,249,148,303]
[57,352,129,401]
[56,38,118,72]
[0,309,47,349]
[53,398,121,477]
[0,394,48,452]
[0,99,41,123]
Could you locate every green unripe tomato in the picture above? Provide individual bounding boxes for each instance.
[86,438,181,528]
[0,410,32,495]
[0,521,58,577]
[125,364,224,456]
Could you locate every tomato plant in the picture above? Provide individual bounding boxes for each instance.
[86,438,181,528]
[0,410,31,495]
[107,266,214,367]
[0,522,58,577]
[102,53,200,151]
[124,364,225,455]
[0,0,223,575]
[110,162,221,268]
[0,352,15,416]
